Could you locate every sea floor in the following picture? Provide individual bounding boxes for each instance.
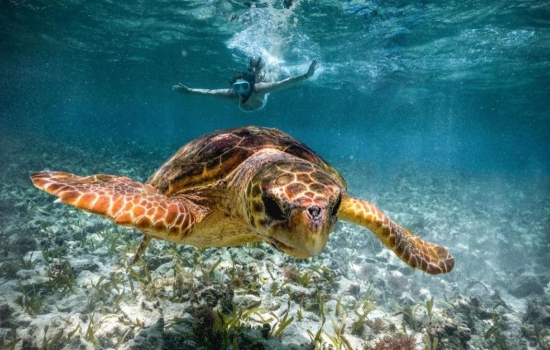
[0,131,549,350]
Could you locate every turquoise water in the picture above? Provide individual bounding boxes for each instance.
[2,0,548,176]
[1,1,550,349]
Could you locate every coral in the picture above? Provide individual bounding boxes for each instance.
[261,323,271,339]
[523,296,550,349]
[373,334,416,350]
[190,305,225,349]
[197,285,234,313]
[427,314,472,349]
[525,297,550,327]
[508,274,545,297]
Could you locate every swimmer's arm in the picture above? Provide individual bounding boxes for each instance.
[172,84,236,100]
[255,59,317,94]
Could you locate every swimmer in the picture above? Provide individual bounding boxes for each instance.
[173,57,317,112]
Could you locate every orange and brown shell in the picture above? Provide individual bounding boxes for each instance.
[147,126,346,196]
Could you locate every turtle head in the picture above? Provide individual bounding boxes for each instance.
[245,161,343,258]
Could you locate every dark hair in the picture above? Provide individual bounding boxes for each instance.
[229,57,265,103]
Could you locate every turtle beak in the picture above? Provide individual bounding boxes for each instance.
[306,205,324,230]
[268,205,334,258]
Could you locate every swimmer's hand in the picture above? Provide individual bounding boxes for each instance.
[306,59,317,78]
[173,83,191,93]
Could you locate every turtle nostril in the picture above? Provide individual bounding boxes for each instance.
[307,205,322,221]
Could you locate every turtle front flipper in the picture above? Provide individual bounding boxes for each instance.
[31,171,203,264]
[338,194,454,275]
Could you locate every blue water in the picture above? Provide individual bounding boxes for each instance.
[2,0,549,177]
[1,0,550,348]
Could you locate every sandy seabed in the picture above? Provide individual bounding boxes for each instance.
[0,131,549,350]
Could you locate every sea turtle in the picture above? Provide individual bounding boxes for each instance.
[31,126,454,275]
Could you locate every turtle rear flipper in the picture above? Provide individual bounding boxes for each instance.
[338,194,454,275]
[31,171,202,263]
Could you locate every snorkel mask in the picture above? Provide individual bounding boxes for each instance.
[232,79,251,95]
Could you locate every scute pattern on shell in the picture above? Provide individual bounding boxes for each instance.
[147,126,344,196]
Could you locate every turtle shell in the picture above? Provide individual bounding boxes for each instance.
[147,126,345,196]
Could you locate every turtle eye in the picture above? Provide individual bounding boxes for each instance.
[331,194,342,217]
[262,194,286,221]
